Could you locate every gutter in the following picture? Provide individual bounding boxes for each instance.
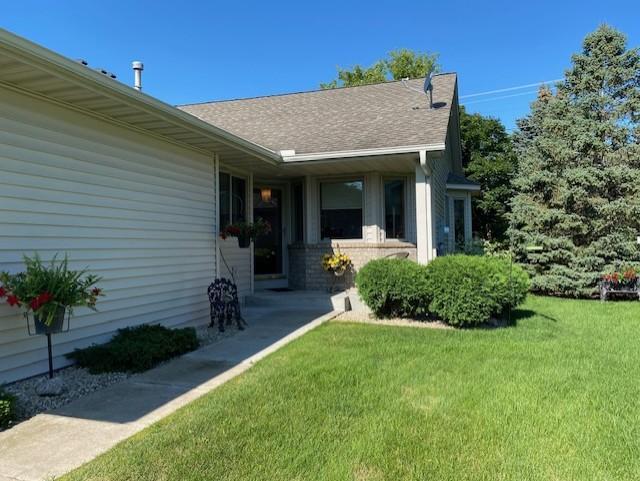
[281,143,445,163]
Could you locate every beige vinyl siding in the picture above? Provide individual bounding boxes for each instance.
[405,173,417,244]
[0,87,217,383]
[431,123,461,255]
[218,239,252,300]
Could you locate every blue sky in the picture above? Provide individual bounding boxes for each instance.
[3,0,640,130]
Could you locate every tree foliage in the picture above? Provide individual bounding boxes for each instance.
[320,49,440,89]
[510,25,640,297]
[459,106,517,241]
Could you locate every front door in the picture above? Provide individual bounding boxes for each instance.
[253,187,283,276]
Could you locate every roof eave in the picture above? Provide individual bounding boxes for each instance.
[0,28,281,164]
[446,183,481,191]
[281,143,446,163]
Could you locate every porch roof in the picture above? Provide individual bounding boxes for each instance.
[178,74,457,158]
[446,172,481,191]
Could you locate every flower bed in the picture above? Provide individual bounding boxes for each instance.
[600,268,639,301]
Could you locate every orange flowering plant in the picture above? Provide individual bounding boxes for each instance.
[601,267,638,290]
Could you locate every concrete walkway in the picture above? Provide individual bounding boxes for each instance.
[0,290,339,481]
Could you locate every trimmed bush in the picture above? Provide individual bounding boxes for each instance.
[0,389,16,430]
[424,255,529,326]
[356,258,430,318]
[67,324,199,374]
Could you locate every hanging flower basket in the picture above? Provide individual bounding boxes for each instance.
[0,254,103,330]
[0,254,104,380]
[33,305,67,335]
[220,218,271,249]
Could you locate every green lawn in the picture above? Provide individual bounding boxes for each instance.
[63,296,640,481]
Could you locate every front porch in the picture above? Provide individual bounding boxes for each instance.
[217,151,476,295]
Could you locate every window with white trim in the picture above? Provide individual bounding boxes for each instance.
[384,179,405,239]
[219,172,246,230]
[320,180,363,239]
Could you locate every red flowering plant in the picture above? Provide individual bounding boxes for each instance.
[0,254,103,326]
[602,268,638,290]
[219,218,271,243]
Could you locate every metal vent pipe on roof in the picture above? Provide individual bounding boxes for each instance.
[132,61,143,91]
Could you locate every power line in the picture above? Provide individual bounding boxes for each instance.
[462,89,541,105]
[460,79,562,99]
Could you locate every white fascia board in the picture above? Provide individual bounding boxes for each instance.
[281,143,446,163]
[0,28,281,164]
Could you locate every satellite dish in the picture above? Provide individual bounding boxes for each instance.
[423,71,434,108]
[423,72,433,94]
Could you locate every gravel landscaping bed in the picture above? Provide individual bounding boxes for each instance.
[4,367,129,423]
[1,324,241,430]
[334,311,453,330]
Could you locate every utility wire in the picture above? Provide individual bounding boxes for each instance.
[462,89,541,105]
[460,79,562,99]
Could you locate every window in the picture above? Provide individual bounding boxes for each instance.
[384,179,404,239]
[231,177,246,223]
[218,172,246,229]
[292,182,304,242]
[320,180,363,239]
[219,172,230,229]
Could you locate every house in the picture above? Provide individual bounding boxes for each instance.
[0,28,478,382]
[178,78,479,291]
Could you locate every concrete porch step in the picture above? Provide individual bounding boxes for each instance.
[245,290,348,312]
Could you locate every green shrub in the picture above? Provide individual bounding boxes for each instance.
[0,389,16,430]
[484,255,530,308]
[67,324,199,374]
[356,258,430,318]
[424,255,529,326]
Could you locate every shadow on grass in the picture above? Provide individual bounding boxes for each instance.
[473,308,559,330]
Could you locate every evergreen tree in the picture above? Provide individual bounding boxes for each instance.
[510,25,640,297]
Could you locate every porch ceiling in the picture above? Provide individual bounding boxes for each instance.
[277,153,420,177]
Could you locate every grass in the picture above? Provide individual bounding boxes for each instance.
[62,296,640,481]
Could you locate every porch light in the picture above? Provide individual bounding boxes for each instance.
[260,188,272,203]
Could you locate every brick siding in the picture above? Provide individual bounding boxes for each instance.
[288,242,417,291]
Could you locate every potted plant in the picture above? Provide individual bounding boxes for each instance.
[321,250,352,277]
[1,254,103,334]
[220,218,271,248]
[601,268,638,290]
[1,254,103,382]
[600,267,639,301]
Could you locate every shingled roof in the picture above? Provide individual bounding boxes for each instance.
[178,73,457,156]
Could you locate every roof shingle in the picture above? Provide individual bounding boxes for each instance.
[178,73,457,155]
